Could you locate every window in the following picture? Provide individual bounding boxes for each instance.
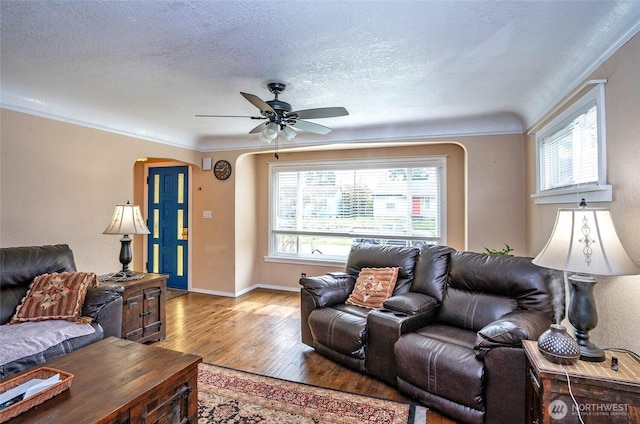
[533,83,611,204]
[268,157,446,263]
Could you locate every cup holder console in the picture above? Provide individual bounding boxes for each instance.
[378,309,408,318]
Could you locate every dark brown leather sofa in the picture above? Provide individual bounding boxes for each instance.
[300,243,563,424]
[1,244,123,378]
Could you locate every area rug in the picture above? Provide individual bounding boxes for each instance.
[198,363,427,424]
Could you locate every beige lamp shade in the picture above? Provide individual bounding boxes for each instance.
[103,202,150,235]
[532,208,638,276]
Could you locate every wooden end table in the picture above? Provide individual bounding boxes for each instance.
[101,273,168,343]
[523,340,640,424]
[4,337,201,423]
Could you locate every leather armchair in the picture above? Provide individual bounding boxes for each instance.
[300,242,454,384]
[300,243,421,372]
[394,251,563,424]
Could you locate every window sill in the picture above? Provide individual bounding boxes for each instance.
[264,255,346,268]
[531,185,612,205]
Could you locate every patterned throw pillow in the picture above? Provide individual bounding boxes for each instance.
[10,272,97,323]
[345,267,400,309]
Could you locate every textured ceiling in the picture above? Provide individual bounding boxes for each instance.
[1,1,639,152]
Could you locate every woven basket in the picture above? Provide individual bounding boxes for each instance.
[0,367,73,423]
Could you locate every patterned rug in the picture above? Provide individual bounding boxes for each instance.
[198,363,427,424]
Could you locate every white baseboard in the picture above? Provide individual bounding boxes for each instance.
[189,283,299,298]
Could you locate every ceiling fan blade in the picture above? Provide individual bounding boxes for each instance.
[195,114,264,119]
[292,107,349,119]
[290,119,332,135]
[241,92,275,115]
[249,121,269,134]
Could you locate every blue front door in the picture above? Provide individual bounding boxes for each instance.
[147,166,189,290]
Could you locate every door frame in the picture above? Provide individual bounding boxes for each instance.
[141,161,193,290]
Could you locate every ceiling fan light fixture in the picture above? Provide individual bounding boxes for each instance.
[282,125,297,141]
[197,82,348,140]
[259,123,278,143]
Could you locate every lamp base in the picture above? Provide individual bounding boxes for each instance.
[568,274,606,363]
[576,337,606,362]
[118,269,138,278]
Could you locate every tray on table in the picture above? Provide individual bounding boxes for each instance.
[0,367,73,423]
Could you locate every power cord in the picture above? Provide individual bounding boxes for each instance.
[605,347,640,363]
[560,365,585,424]
[557,347,638,424]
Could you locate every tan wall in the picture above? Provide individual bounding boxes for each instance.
[251,143,467,288]
[525,33,640,352]
[461,133,525,253]
[0,110,200,274]
[140,136,526,297]
[1,110,526,297]
[0,110,524,295]
[2,38,636,354]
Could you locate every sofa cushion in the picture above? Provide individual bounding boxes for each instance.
[1,244,77,325]
[449,251,559,315]
[345,267,399,309]
[0,244,77,289]
[10,272,97,323]
[0,323,103,379]
[438,287,518,331]
[308,306,368,360]
[476,310,553,349]
[412,324,478,349]
[383,292,439,315]
[395,329,485,411]
[0,320,96,366]
[411,244,455,300]
[345,243,419,294]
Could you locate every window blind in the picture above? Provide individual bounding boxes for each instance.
[539,102,598,192]
[270,158,444,260]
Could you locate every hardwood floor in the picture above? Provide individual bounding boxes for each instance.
[155,288,456,424]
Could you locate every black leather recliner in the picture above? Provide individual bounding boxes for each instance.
[300,242,454,383]
[394,250,562,423]
[300,243,563,424]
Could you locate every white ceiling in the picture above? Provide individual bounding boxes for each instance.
[1,1,639,152]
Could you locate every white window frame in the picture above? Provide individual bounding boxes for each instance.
[532,83,611,204]
[265,156,447,266]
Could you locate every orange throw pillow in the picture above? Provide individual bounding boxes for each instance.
[10,272,97,323]
[345,267,400,309]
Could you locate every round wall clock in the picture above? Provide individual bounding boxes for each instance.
[213,160,232,180]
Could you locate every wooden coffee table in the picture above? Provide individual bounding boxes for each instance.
[4,337,201,423]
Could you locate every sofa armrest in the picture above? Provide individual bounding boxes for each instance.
[299,272,355,308]
[382,292,439,315]
[82,286,124,338]
[475,310,552,352]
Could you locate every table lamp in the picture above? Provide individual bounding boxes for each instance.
[532,202,638,362]
[103,201,150,278]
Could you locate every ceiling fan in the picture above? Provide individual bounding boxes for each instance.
[196,82,349,142]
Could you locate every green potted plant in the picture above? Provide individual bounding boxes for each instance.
[484,244,514,256]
